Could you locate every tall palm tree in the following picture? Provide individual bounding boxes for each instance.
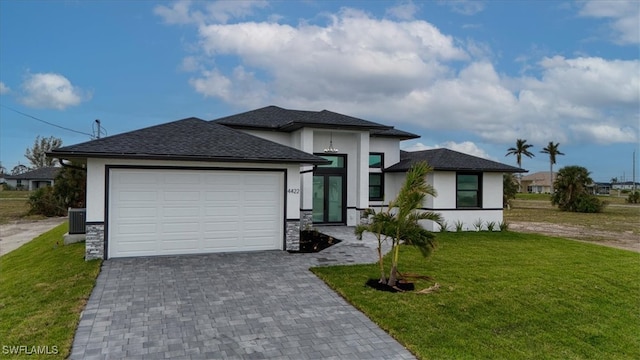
[540,141,565,193]
[505,139,535,191]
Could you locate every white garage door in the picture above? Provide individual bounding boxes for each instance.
[108,168,284,258]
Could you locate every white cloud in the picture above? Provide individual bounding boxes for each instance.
[570,123,638,144]
[578,0,640,44]
[403,141,493,159]
[154,0,268,25]
[0,81,10,95]
[385,1,419,20]
[156,3,639,147]
[442,0,485,16]
[19,73,89,110]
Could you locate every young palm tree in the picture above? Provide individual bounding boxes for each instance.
[540,141,565,193]
[551,165,594,211]
[505,139,535,191]
[356,162,442,288]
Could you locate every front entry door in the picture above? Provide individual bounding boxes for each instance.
[312,155,346,224]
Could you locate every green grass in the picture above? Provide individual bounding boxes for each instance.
[515,193,551,201]
[312,232,640,359]
[0,190,42,224]
[0,222,102,359]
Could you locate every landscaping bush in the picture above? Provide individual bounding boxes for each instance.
[28,187,65,216]
[627,190,640,204]
[574,194,607,213]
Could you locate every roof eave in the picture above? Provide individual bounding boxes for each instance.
[49,152,329,165]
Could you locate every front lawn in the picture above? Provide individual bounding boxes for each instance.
[312,232,640,359]
[0,223,102,359]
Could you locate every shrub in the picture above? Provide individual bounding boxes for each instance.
[473,218,484,231]
[499,221,509,231]
[485,221,497,232]
[439,221,450,232]
[454,220,464,232]
[627,191,640,204]
[574,194,607,213]
[28,187,65,216]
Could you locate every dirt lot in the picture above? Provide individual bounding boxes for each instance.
[0,217,67,256]
[509,221,640,253]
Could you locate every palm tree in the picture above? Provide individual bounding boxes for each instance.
[540,141,565,193]
[551,165,595,212]
[505,139,535,191]
[356,162,442,288]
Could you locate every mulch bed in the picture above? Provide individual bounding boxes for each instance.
[289,230,342,253]
[365,279,415,292]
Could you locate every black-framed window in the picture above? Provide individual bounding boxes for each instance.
[369,153,384,168]
[369,173,384,201]
[369,152,384,201]
[457,173,482,208]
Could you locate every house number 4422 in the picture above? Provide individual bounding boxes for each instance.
[287,188,300,194]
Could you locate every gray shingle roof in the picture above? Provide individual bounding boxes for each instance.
[213,106,419,138]
[4,166,60,180]
[385,148,526,173]
[370,128,420,140]
[49,118,328,164]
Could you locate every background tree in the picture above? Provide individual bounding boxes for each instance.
[0,162,6,175]
[28,162,87,216]
[540,142,564,193]
[25,136,62,169]
[505,139,535,191]
[503,173,519,209]
[11,164,29,175]
[551,165,605,213]
[53,162,87,209]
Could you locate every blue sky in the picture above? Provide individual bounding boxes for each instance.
[0,0,638,182]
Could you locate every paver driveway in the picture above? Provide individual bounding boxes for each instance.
[71,227,416,359]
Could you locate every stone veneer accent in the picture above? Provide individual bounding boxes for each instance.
[358,209,370,225]
[285,220,300,251]
[300,210,313,231]
[85,223,105,260]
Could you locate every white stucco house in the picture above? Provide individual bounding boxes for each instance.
[49,106,524,260]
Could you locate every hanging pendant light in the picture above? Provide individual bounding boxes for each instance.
[323,132,339,153]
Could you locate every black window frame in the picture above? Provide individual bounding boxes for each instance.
[369,173,384,201]
[456,172,482,208]
[368,153,384,168]
[368,152,385,201]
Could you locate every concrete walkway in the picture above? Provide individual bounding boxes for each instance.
[70,227,415,359]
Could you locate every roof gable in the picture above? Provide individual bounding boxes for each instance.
[49,118,327,164]
[385,148,525,173]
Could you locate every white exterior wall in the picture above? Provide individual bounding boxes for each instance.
[383,170,505,232]
[85,158,300,223]
[369,138,401,167]
[242,129,292,147]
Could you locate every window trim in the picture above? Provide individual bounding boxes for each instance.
[369,173,384,201]
[456,172,482,208]
[368,152,384,169]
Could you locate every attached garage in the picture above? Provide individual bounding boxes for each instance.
[108,168,284,258]
[49,117,328,260]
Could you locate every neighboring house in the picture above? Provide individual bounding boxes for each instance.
[49,106,524,260]
[3,167,60,190]
[590,182,611,195]
[611,181,640,191]
[520,171,555,194]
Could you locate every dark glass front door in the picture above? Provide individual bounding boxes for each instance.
[312,155,346,224]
